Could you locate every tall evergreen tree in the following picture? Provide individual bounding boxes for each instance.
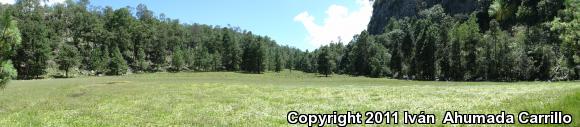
[107,47,128,75]
[413,19,437,80]
[386,30,405,78]
[551,0,579,80]
[317,46,334,77]
[0,11,21,88]
[241,34,265,73]
[349,31,373,75]
[14,0,51,79]
[222,28,242,71]
[461,14,482,80]
[368,43,390,78]
[108,8,135,67]
[88,46,109,75]
[274,50,283,72]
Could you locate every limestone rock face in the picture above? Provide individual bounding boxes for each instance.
[367,0,484,35]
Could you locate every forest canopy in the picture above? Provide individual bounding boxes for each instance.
[345,0,579,81]
[0,0,303,80]
[0,0,578,83]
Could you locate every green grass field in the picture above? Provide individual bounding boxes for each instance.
[0,71,578,126]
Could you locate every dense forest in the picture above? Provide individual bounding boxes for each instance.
[0,0,304,82]
[0,0,579,87]
[311,0,579,81]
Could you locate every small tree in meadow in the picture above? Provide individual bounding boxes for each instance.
[56,44,80,78]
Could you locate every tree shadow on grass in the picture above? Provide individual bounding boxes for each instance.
[235,72,263,74]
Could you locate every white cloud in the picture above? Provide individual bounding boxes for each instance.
[0,0,15,4]
[0,0,65,6]
[41,0,65,6]
[294,0,373,48]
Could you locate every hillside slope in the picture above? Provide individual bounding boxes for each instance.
[367,0,484,35]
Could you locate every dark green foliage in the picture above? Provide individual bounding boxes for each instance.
[222,28,242,71]
[368,43,390,78]
[349,31,373,76]
[170,48,185,72]
[274,50,283,72]
[456,15,482,80]
[367,0,480,35]
[317,46,334,77]
[312,1,577,81]
[13,0,51,79]
[453,14,482,80]
[107,47,128,75]
[551,0,580,80]
[490,0,564,28]
[413,20,437,80]
[479,20,512,81]
[413,5,448,80]
[56,44,80,78]
[13,23,51,79]
[108,8,135,62]
[336,30,393,78]
[1,0,576,82]
[326,43,344,73]
[511,26,533,80]
[298,50,313,73]
[385,30,405,78]
[194,46,212,71]
[241,35,266,73]
[2,1,301,78]
[88,46,109,75]
[134,47,148,73]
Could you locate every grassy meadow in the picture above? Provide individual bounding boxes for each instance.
[0,71,578,126]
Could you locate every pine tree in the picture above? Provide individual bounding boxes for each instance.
[241,36,265,73]
[14,20,50,79]
[150,23,168,71]
[551,0,580,80]
[109,8,135,68]
[511,26,533,80]
[107,47,128,75]
[274,50,283,72]
[222,28,242,71]
[254,40,266,73]
[461,14,481,80]
[300,51,313,73]
[317,47,333,77]
[349,31,373,75]
[194,46,212,71]
[386,30,404,78]
[0,12,21,88]
[369,43,391,78]
[135,47,148,73]
[448,24,464,80]
[413,19,437,80]
[88,46,109,75]
[171,48,185,72]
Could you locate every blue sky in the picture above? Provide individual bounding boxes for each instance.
[0,0,374,51]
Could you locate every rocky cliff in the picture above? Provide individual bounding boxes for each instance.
[367,0,485,35]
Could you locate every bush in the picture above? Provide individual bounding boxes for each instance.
[0,61,18,88]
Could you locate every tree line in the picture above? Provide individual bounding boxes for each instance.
[310,0,579,81]
[0,0,306,82]
[0,0,578,87]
